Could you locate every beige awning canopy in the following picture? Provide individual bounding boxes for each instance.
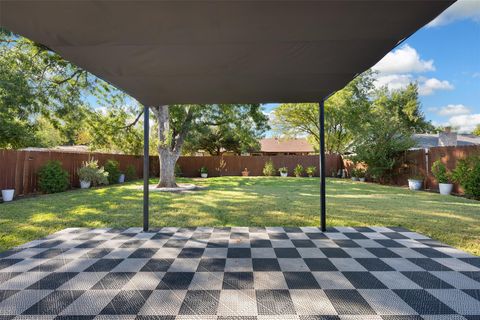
[0,0,453,106]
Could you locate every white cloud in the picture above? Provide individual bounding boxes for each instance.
[375,74,413,91]
[447,114,480,133]
[472,72,480,78]
[431,104,472,116]
[373,45,435,74]
[418,78,454,96]
[428,0,480,27]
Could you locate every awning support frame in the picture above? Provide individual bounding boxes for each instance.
[143,105,150,232]
[319,100,326,232]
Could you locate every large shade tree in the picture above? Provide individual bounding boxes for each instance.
[151,104,268,188]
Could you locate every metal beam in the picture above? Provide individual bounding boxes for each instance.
[319,100,326,232]
[143,106,150,232]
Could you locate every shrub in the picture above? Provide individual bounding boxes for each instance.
[174,164,182,177]
[351,168,358,178]
[200,166,208,174]
[452,156,480,199]
[38,160,69,194]
[356,168,366,178]
[262,160,276,176]
[431,160,451,184]
[104,159,121,184]
[279,167,288,174]
[125,164,137,181]
[306,166,316,177]
[78,159,109,186]
[293,164,304,177]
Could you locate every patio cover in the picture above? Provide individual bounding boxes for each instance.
[0,0,454,106]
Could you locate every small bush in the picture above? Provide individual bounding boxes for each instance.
[431,160,451,184]
[278,167,288,174]
[356,168,366,178]
[293,164,304,177]
[38,160,69,194]
[78,159,109,186]
[452,156,480,199]
[125,164,137,181]
[263,160,276,176]
[104,159,121,184]
[306,166,316,177]
[351,168,358,178]
[174,164,182,177]
[200,166,208,174]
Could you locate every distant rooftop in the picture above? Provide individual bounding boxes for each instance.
[260,138,314,153]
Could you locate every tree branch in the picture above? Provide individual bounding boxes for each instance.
[123,110,144,130]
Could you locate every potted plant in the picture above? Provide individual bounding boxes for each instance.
[408,174,424,191]
[306,166,316,177]
[242,168,250,176]
[351,169,359,181]
[357,168,366,182]
[279,167,288,177]
[293,164,304,177]
[1,188,15,202]
[78,159,109,188]
[200,166,208,178]
[432,160,453,195]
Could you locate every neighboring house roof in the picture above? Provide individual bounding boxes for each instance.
[21,146,91,153]
[412,133,480,149]
[259,138,314,153]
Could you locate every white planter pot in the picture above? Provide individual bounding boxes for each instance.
[1,189,14,202]
[351,177,359,181]
[118,174,125,183]
[408,179,423,191]
[439,183,453,195]
[359,177,366,182]
[280,172,288,177]
[80,180,91,189]
[201,173,208,178]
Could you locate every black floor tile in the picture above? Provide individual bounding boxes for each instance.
[27,272,78,289]
[0,259,22,270]
[30,259,72,272]
[460,258,480,268]
[343,233,368,240]
[207,240,228,248]
[227,248,251,258]
[393,289,456,315]
[0,272,21,285]
[223,272,254,290]
[179,290,220,315]
[401,271,454,289]
[84,259,123,272]
[375,240,405,248]
[100,290,152,314]
[23,290,84,315]
[31,248,66,259]
[269,233,289,240]
[283,272,320,289]
[92,272,135,289]
[461,271,480,283]
[305,233,328,239]
[283,227,303,233]
[140,258,174,272]
[354,227,376,233]
[252,258,281,271]
[407,258,452,271]
[191,232,211,240]
[355,258,395,271]
[0,249,23,259]
[76,240,106,248]
[367,248,400,258]
[157,272,194,290]
[324,289,375,315]
[163,239,188,248]
[55,316,96,320]
[34,240,64,248]
[274,248,301,258]
[299,316,341,320]
[381,232,408,240]
[112,233,137,240]
[255,289,296,315]
[250,239,272,248]
[150,232,173,240]
[120,240,147,248]
[463,289,480,301]
[412,247,450,258]
[320,248,350,258]
[178,248,205,258]
[80,248,112,259]
[0,290,19,303]
[197,258,226,272]
[292,240,316,248]
[129,248,159,259]
[304,258,338,271]
[342,272,387,289]
[333,240,360,248]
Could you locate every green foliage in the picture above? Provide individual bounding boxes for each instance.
[356,168,366,178]
[125,165,137,181]
[351,168,358,178]
[452,156,480,199]
[473,124,480,137]
[104,160,121,184]
[78,159,108,186]
[262,160,276,176]
[431,160,451,184]
[174,164,183,177]
[279,167,288,174]
[306,166,316,177]
[293,164,304,177]
[200,166,208,174]
[37,161,69,194]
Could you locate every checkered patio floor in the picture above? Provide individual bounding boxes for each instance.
[0,226,479,320]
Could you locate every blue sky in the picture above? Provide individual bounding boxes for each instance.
[264,0,480,133]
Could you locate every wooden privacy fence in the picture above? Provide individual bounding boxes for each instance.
[0,149,342,197]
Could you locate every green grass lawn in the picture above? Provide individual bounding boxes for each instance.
[0,177,479,255]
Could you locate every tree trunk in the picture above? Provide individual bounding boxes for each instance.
[157,149,179,188]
